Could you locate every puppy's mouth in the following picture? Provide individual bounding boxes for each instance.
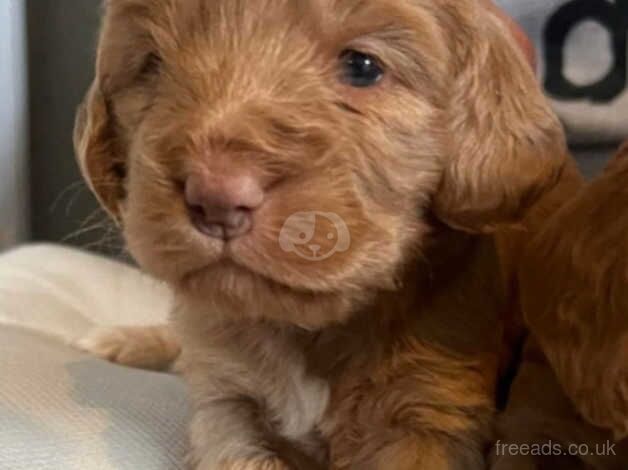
[177,214,338,293]
[178,257,319,314]
[179,243,299,294]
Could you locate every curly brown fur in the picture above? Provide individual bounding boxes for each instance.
[515,142,628,445]
[75,1,576,468]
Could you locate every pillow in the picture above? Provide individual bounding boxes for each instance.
[0,245,186,469]
[0,244,172,344]
[498,0,628,144]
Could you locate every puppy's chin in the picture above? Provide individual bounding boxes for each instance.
[175,260,372,329]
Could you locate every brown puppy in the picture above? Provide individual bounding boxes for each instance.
[496,142,628,469]
[74,0,577,468]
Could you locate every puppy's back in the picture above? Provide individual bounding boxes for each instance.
[520,142,628,438]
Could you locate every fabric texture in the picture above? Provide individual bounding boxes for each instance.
[0,245,187,470]
[499,0,628,144]
[0,327,188,470]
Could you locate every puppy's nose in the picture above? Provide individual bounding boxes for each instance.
[184,172,264,240]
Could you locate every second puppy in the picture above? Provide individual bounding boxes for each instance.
[521,142,628,442]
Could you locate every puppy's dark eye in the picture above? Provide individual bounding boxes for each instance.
[339,50,384,88]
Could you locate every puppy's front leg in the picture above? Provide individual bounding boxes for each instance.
[360,436,461,470]
[180,332,327,470]
[353,434,484,470]
[327,341,491,470]
[187,396,292,470]
[329,406,488,470]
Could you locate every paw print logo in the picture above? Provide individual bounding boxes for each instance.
[279,212,351,261]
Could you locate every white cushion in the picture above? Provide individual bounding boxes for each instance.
[0,244,187,470]
[0,244,172,344]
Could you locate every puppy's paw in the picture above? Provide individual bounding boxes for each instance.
[76,325,180,371]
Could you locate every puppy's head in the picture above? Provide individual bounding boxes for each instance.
[75,0,565,327]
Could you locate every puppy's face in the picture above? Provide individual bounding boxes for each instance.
[76,0,565,327]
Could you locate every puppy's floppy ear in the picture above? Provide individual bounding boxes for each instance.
[74,78,125,224]
[73,0,140,225]
[434,4,567,233]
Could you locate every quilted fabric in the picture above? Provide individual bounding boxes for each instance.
[0,245,188,470]
[0,326,189,470]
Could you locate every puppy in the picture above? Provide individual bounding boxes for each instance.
[74,0,577,468]
[495,142,628,469]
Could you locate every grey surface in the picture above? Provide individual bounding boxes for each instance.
[26,0,108,250]
[0,326,189,470]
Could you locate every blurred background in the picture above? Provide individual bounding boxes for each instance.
[1,0,627,252]
[2,0,103,253]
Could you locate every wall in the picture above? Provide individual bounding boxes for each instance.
[0,0,29,249]
[27,0,105,249]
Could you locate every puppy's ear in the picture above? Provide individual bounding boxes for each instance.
[434,5,567,233]
[74,0,139,224]
[74,79,125,224]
